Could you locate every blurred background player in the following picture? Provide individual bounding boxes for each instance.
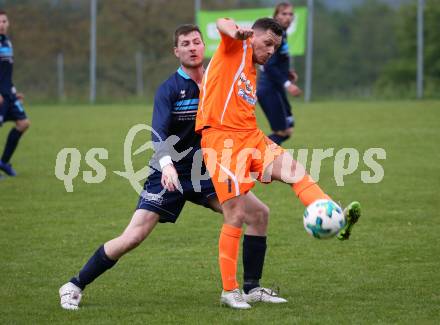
[196,17,361,309]
[59,24,285,310]
[257,2,301,145]
[0,10,30,177]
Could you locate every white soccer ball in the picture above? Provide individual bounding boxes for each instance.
[303,199,345,239]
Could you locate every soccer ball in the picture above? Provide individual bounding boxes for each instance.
[303,199,345,239]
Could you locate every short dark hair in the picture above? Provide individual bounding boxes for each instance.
[174,24,203,47]
[273,2,293,18]
[0,9,7,16]
[252,18,283,37]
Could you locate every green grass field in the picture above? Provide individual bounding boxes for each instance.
[1,100,439,324]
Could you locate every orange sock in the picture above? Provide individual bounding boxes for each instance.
[219,223,242,291]
[292,174,330,206]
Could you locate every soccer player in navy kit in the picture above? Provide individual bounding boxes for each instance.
[257,2,301,145]
[59,25,286,310]
[0,10,30,177]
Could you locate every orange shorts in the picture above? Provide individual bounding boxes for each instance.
[200,128,285,204]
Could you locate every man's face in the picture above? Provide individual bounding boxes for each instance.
[174,31,205,68]
[275,6,294,30]
[0,14,9,35]
[251,29,282,65]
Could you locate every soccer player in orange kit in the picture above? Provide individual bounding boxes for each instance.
[195,17,361,309]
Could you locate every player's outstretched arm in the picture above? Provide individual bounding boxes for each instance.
[216,18,253,40]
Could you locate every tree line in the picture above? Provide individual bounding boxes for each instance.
[1,0,438,102]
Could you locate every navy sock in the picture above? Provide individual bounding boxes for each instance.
[1,128,23,163]
[70,245,117,290]
[243,235,267,294]
[268,133,289,145]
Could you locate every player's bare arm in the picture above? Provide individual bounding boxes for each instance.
[216,18,253,40]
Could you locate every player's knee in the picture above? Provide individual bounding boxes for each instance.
[248,204,269,229]
[226,207,246,225]
[260,204,270,225]
[222,196,249,226]
[229,213,246,226]
[16,119,30,132]
[256,204,269,224]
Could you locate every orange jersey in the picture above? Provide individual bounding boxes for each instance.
[201,128,284,204]
[196,32,258,132]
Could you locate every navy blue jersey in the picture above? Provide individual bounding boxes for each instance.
[0,34,14,96]
[150,67,201,173]
[258,31,290,89]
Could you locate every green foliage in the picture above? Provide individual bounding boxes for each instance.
[376,0,440,98]
[297,0,399,99]
[1,0,438,100]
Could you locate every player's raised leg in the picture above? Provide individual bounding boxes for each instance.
[59,209,159,310]
[267,152,361,238]
[269,152,329,206]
